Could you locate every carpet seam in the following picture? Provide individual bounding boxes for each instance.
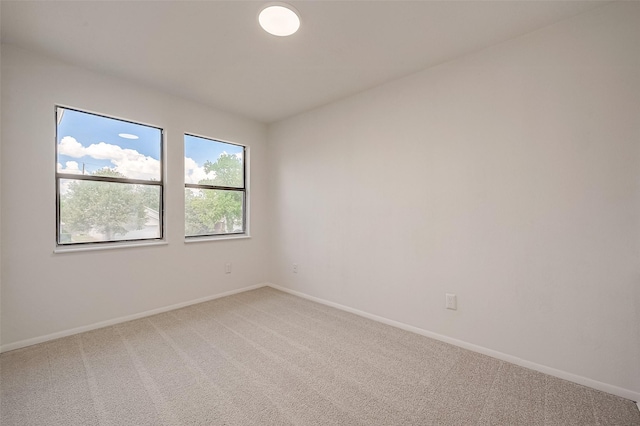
[77,335,110,426]
[224,297,406,421]
[114,324,181,426]
[229,291,451,420]
[474,361,505,425]
[164,308,302,425]
[191,301,365,425]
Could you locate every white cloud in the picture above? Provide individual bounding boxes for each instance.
[59,136,239,184]
[184,157,216,184]
[57,160,82,174]
[58,136,160,180]
[58,136,86,157]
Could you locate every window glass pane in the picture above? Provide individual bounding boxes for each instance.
[59,179,161,244]
[185,188,244,236]
[184,135,244,188]
[57,108,161,181]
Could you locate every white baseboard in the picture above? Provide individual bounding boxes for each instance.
[0,283,268,354]
[3,281,638,403]
[267,283,640,403]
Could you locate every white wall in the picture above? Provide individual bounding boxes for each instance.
[0,45,269,348]
[268,2,640,398]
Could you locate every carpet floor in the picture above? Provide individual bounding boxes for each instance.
[1,286,639,425]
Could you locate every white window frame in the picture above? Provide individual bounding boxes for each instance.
[184,133,248,240]
[55,106,165,249]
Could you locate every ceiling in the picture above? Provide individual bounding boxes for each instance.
[1,1,606,123]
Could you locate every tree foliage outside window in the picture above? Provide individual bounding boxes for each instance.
[56,107,163,245]
[184,135,246,237]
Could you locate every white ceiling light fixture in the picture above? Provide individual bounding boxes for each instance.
[259,3,300,37]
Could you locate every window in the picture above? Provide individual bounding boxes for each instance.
[56,107,163,246]
[184,134,246,238]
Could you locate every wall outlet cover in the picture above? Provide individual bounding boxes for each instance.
[446,293,457,310]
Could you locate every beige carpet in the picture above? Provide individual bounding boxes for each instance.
[1,287,638,425]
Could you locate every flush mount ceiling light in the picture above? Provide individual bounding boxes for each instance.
[259,4,300,37]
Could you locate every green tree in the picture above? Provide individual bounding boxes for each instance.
[203,153,243,187]
[61,168,147,241]
[185,153,243,235]
[138,181,161,211]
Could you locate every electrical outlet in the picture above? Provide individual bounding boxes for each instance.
[292,263,298,273]
[446,293,457,310]
[225,262,232,274]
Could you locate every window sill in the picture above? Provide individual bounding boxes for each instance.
[54,239,168,254]
[184,234,251,244]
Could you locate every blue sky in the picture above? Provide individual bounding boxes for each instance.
[184,134,243,166]
[57,108,161,179]
[184,135,243,184]
[57,108,243,184]
[57,108,161,157]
